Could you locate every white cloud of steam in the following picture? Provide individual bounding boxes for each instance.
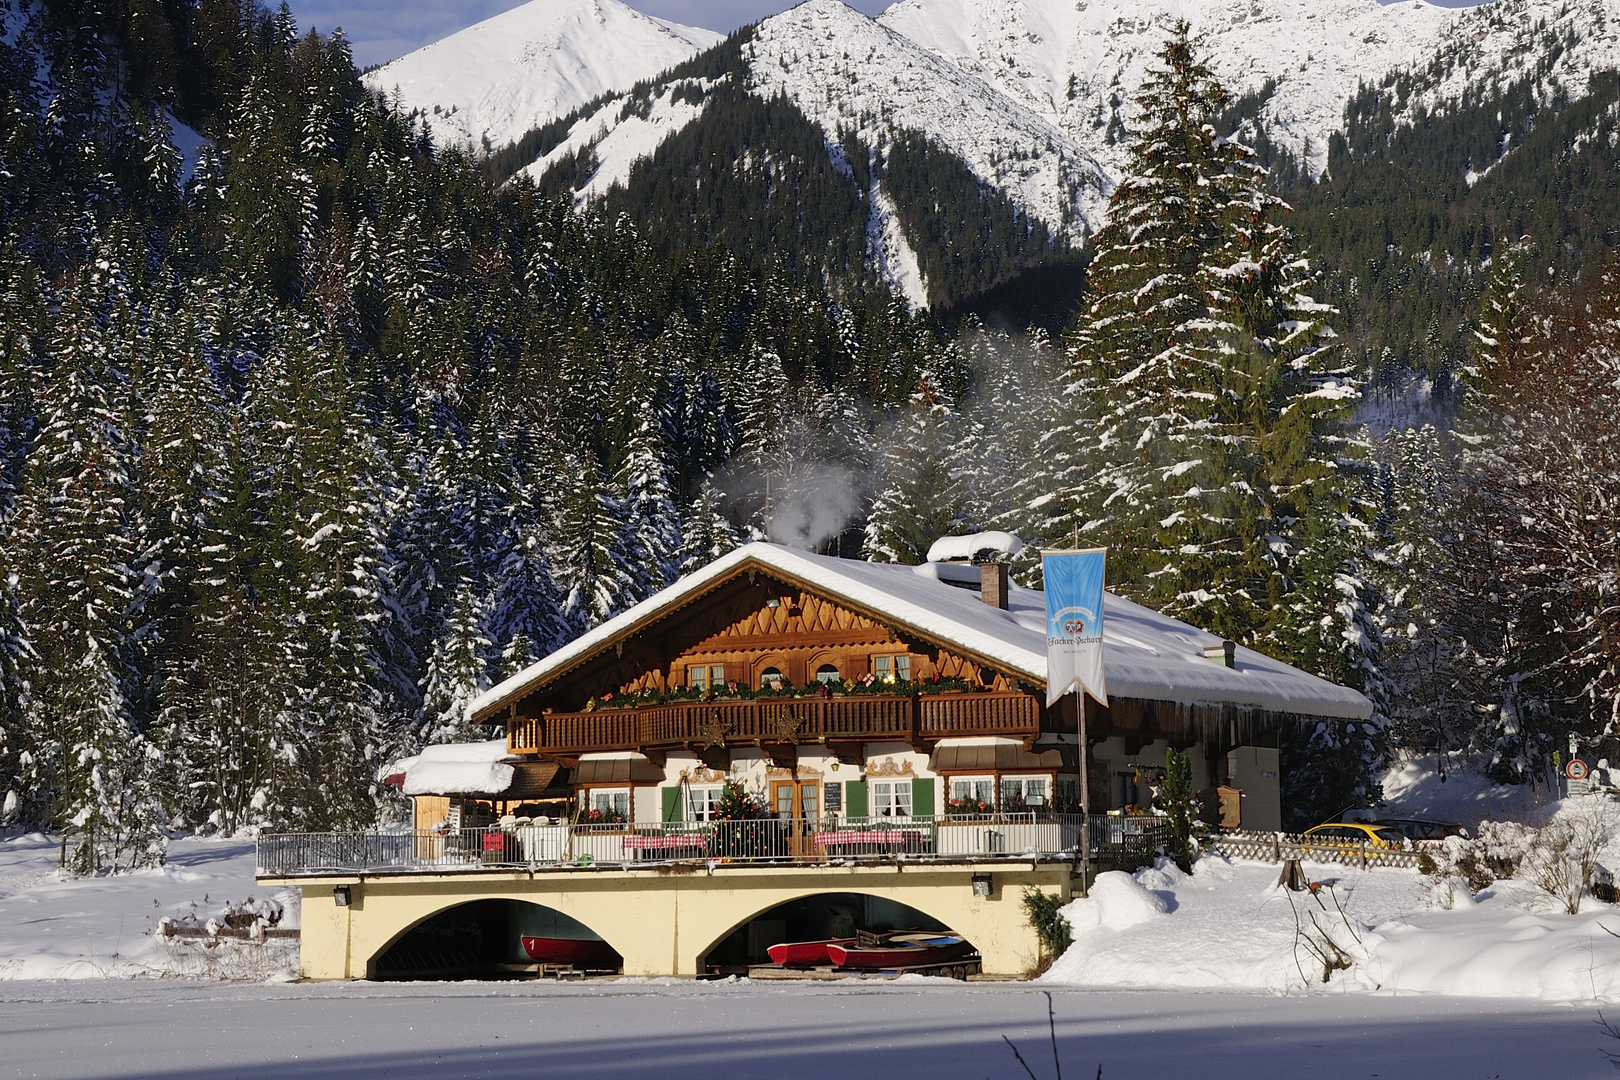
[764,464,866,550]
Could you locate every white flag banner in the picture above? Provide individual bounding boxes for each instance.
[1043,548,1108,708]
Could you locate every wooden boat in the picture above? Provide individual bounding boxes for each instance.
[766,938,857,967]
[826,933,972,970]
[520,936,617,967]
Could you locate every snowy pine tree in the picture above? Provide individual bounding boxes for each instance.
[863,374,977,564]
[1049,23,1352,642]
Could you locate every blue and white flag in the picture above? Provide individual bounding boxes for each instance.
[1043,548,1108,707]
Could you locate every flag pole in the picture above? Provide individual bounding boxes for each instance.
[1077,686,1090,895]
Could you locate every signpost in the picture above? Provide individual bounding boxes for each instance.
[1043,548,1108,894]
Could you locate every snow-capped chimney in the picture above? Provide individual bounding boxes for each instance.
[978,561,1009,610]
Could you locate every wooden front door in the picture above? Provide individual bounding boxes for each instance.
[771,779,821,858]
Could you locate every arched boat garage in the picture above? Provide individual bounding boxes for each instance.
[371,899,622,980]
[701,891,963,976]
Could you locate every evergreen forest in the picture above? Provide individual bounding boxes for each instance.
[0,1,1616,869]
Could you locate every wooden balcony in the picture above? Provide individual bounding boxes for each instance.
[507,691,1041,756]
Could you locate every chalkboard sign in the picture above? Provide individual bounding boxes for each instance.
[824,782,842,813]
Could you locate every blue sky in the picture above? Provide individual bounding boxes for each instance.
[288,0,1490,70]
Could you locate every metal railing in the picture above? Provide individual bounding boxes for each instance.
[256,814,1169,877]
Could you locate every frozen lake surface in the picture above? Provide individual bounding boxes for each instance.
[1,978,1611,1079]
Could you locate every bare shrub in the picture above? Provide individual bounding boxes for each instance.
[1419,798,1620,913]
[1288,882,1368,984]
[1520,798,1620,914]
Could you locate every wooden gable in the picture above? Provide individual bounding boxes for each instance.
[506,565,1025,717]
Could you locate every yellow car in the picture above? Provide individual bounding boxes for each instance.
[1301,822,1409,850]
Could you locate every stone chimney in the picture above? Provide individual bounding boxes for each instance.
[979,561,1010,609]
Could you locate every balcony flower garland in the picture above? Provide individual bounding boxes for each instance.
[946,796,995,816]
[575,807,627,825]
[583,674,982,711]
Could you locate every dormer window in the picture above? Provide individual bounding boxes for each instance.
[872,654,911,683]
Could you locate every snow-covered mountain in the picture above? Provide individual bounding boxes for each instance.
[747,0,1112,249]
[402,0,1620,303]
[878,0,1458,178]
[364,0,722,152]
[880,0,1620,179]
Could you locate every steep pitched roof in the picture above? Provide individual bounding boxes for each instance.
[468,543,1373,723]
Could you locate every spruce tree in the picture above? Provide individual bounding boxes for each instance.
[1051,23,1349,642]
[863,375,976,564]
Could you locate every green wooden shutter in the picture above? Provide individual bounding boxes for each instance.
[845,780,868,819]
[661,786,682,823]
[911,777,935,817]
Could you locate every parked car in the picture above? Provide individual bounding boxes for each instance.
[1300,822,1409,850]
[1333,809,1468,843]
[1377,818,1467,843]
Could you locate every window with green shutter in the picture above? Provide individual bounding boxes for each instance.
[661,786,681,823]
[844,779,867,819]
[911,777,935,817]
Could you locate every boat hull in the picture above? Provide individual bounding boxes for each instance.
[826,935,972,970]
[766,938,857,966]
[520,936,617,967]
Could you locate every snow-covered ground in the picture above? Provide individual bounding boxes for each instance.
[0,978,1612,1080]
[1380,752,1561,827]
[0,833,298,982]
[1047,855,1620,999]
[6,764,1620,1077]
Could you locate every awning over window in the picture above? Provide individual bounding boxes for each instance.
[505,761,567,799]
[573,755,665,785]
[930,743,1065,773]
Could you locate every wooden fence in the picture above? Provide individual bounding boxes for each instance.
[1208,829,1426,870]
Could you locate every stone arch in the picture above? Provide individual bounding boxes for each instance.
[696,889,972,975]
[367,896,624,980]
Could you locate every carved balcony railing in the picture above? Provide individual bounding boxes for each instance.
[507,691,1041,756]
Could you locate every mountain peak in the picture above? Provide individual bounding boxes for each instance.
[364,0,723,152]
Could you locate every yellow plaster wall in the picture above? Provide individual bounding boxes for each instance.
[286,863,1071,981]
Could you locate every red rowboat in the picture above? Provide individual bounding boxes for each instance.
[826,933,972,970]
[520,936,617,967]
[766,938,857,966]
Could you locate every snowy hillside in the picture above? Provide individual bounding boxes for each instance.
[879,0,1459,179]
[746,0,1112,240]
[518,76,719,200]
[1377,0,1620,148]
[364,0,721,152]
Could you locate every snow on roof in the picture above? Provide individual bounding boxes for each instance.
[385,739,519,797]
[924,531,1024,563]
[469,543,1372,722]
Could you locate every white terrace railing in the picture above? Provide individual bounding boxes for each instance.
[255,814,1170,877]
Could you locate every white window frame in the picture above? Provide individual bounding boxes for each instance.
[686,785,722,822]
[1001,775,1049,806]
[584,788,630,818]
[949,775,996,806]
[870,779,912,819]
